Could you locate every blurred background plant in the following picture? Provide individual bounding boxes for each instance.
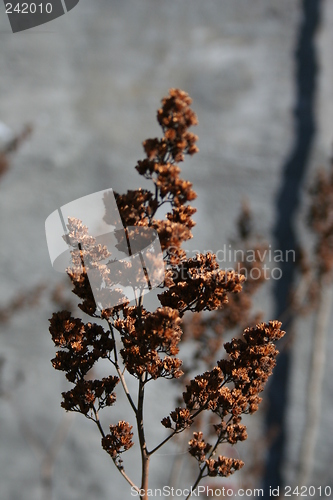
[0,125,74,500]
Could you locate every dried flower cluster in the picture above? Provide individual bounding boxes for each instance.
[162,321,284,479]
[102,421,134,467]
[180,204,267,373]
[49,89,285,498]
[115,306,183,380]
[160,253,244,313]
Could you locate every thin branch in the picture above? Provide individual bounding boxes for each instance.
[92,406,140,494]
[185,435,221,500]
[92,406,105,438]
[180,298,200,316]
[107,319,137,415]
[148,429,181,456]
[149,376,230,457]
[184,412,234,500]
[148,405,207,457]
[136,376,150,499]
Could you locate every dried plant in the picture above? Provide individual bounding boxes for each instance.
[49,89,285,498]
[167,202,270,489]
[0,124,32,180]
[0,124,74,500]
[0,284,45,323]
[292,155,333,487]
[0,123,46,339]
[180,202,267,377]
[0,123,35,392]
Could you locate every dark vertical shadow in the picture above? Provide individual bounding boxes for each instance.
[262,0,322,496]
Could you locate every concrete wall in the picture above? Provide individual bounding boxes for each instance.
[0,1,332,498]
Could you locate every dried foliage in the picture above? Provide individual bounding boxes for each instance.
[49,89,285,498]
[180,202,267,376]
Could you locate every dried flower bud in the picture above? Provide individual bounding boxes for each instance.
[61,376,119,415]
[169,407,193,431]
[205,456,244,477]
[115,307,183,380]
[159,253,245,313]
[102,421,134,465]
[189,432,211,462]
[50,311,114,382]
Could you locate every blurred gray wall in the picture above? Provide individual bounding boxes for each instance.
[0,1,332,499]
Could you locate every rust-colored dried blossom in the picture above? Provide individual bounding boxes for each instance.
[50,311,115,382]
[62,376,119,414]
[156,88,199,161]
[115,306,183,379]
[102,421,134,465]
[64,219,100,316]
[182,366,225,411]
[153,219,192,252]
[65,217,128,317]
[162,321,285,472]
[205,456,244,478]
[188,432,212,462]
[103,88,199,256]
[104,189,154,227]
[160,253,245,313]
[224,422,248,444]
[161,407,193,431]
[180,204,267,380]
[219,321,285,402]
[48,89,285,495]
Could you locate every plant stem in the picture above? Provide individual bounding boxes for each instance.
[184,436,220,500]
[107,319,137,414]
[148,429,180,456]
[137,376,150,499]
[185,416,233,499]
[92,406,140,494]
[149,378,230,457]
